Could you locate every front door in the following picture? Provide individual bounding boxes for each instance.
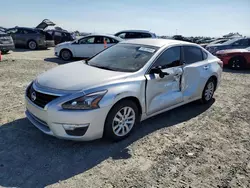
[145,46,183,115]
[73,36,95,58]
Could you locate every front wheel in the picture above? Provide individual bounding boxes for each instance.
[104,100,139,141]
[201,78,216,104]
[1,50,9,54]
[60,49,72,61]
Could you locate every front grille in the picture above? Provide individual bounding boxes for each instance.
[27,84,60,108]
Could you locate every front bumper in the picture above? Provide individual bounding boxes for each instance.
[25,95,111,141]
[0,43,15,50]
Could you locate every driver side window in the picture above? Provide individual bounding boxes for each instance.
[79,37,95,44]
[153,46,181,69]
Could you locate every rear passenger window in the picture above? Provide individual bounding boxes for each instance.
[140,33,152,38]
[183,46,203,64]
[54,32,62,36]
[125,32,141,39]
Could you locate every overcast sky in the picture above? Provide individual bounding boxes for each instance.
[1,0,250,37]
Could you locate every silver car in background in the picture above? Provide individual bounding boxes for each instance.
[25,39,222,141]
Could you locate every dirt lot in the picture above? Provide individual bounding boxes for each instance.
[0,49,250,188]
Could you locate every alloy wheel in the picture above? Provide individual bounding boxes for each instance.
[29,41,37,50]
[112,107,136,137]
[204,81,214,101]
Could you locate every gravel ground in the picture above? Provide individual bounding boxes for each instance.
[0,49,250,188]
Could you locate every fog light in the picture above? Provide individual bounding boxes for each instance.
[63,124,89,130]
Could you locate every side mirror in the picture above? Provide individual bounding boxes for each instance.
[150,66,169,78]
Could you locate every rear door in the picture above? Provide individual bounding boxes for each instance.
[181,46,210,101]
[93,36,119,55]
[72,36,95,58]
[145,46,184,115]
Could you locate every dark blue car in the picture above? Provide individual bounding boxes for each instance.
[206,37,250,55]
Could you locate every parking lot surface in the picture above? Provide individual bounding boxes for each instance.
[0,49,250,188]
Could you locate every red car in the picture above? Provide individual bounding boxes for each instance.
[216,47,250,69]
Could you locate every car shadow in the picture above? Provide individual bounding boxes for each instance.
[0,99,214,188]
[12,48,51,52]
[44,57,69,65]
[223,67,250,74]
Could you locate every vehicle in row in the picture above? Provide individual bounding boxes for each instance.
[46,29,75,45]
[206,37,250,55]
[25,39,222,141]
[200,38,229,48]
[5,19,56,50]
[0,30,15,54]
[216,47,250,69]
[54,34,123,60]
[114,30,157,39]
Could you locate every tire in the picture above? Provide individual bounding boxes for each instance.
[104,100,139,141]
[28,40,37,50]
[201,77,216,104]
[60,49,72,61]
[228,56,246,70]
[1,50,9,54]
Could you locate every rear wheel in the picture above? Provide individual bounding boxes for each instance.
[229,56,246,70]
[60,49,72,61]
[201,77,216,104]
[28,40,37,50]
[104,100,139,141]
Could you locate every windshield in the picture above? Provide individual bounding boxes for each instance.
[88,43,159,72]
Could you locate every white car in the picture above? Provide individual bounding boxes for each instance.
[26,39,222,141]
[54,34,123,61]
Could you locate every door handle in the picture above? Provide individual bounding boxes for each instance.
[203,65,209,70]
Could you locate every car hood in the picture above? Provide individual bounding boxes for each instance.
[36,61,131,91]
[216,49,248,54]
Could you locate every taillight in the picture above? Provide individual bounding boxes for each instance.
[217,60,223,68]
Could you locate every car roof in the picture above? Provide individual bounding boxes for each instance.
[83,33,123,41]
[46,29,70,33]
[120,38,195,48]
[8,27,37,30]
[115,30,154,34]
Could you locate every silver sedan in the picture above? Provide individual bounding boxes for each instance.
[25,39,222,141]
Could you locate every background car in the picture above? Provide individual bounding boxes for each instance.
[54,34,123,60]
[0,30,15,54]
[25,39,222,141]
[46,29,75,45]
[5,19,55,50]
[216,47,250,69]
[200,38,229,48]
[206,37,250,55]
[114,30,157,39]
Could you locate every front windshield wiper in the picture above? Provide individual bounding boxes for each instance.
[91,65,115,71]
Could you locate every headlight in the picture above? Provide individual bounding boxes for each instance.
[61,90,107,110]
